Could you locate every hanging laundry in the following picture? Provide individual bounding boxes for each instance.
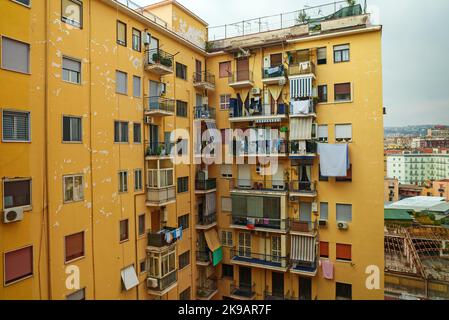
[317,143,350,177]
[247,218,256,230]
[322,259,334,280]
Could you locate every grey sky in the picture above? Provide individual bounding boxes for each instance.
[134,0,449,127]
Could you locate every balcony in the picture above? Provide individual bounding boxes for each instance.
[146,168,175,207]
[229,103,288,123]
[289,181,317,198]
[196,250,212,266]
[290,220,317,236]
[262,65,286,85]
[194,105,216,121]
[195,178,217,193]
[230,283,256,300]
[145,48,174,75]
[144,96,175,117]
[289,141,318,158]
[264,290,293,300]
[231,215,288,233]
[147,271,177,296]
[196,213,217,230]
[145,142,174,159]
[231,179,288,193]
[233,140,288,157]
[193,71,216,91]
[196,278,218,300]
[288,61,316,77]
[147,227,181,249]
[290,259,318,277]
[228,70,254,89]
[289,99,317,118]
[230,249,289,272]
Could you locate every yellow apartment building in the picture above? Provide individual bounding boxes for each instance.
[0,0,384,300]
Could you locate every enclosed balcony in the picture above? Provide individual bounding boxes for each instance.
[144,96,175,117]
[288,61,316,77]
[147,271,177,296]
[229,102,288,123]
[196,278,219,300]
[228,70,254,89]
[230,249,289,272]
[193,71,216,91]
[231,215,288,233]
[233,139,288,157]
[196,212,217,230]
[195,178,217,194]
[289,181,317,198]
[289,99,317,118]
[145,48,174,75]
[289,141,318,158]
[262,65,286,85]
[290,223,318,276]
[231,179,288,193]
[146,162,175,207]
[147,227,182,249]
[230,283,256,300]
[194,105,216,120]
[290,220,317,236]
[196,249,212,266]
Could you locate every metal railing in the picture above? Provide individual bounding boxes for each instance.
[290,259,318,273]
[228,70,254,84]
[231,249,289,268]
[145,48,174,69]
[196,250,212,264]
[231,179,288,192]
[262,65,286,79]
[146,186,175,204]
[145,142,174,157]
[230,103,288,118]
[197,278,218,298]
[115,0,169,28]
[197,213,217,226]
[145,96,175,113]
[289,181,317,194]
[231,215,288,231]
[230,283,256,299]
[147,227,178,247]
[289,141,318,155]
[290,219,318,233]
[195,178,217,191]
[288,61,316,76]
[147,271,177,291]
[233,140,289,155]
[290,99,317,116]
[193,71,216,86]
[194,106,216,120]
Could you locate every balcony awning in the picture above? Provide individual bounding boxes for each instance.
[121,265,139,291]
[204,229,223,266]
[291,235,315,263]
[290,118,313,140]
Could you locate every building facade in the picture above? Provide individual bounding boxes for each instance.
[0,0,384,300]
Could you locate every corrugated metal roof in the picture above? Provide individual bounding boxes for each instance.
[384,209,414,221]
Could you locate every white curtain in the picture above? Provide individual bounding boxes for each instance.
[289,118,313,140]
[291,235,315,262]
[205,192,216,216]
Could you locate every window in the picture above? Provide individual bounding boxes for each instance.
[336,164,353,182]
[222,264,234,278]
[335,124,352,142]
[219,61,231,78]
[133,76,141,97]
[220,94,231,110]
[180,287,191,300]
[318,85,327,103]
[317,47,327,65]
[177,177,188,193]
[238,233,251,258]
[176,100,188,117]
[62,116,82,142]
[334,44,350,63]
[334,83,351,102]
[66,288,85,300]
[133,123,141,143]
[65,232,84,262]
[1,37,30,73]
[270,53,283,67]
[139,259,146,274]
[336,282,352,300]
[220,165,233,178]
[336,204,352,222]
[62,57,81,84]
[178,214,189,230]
[319,165,328,182]
[119,219,129,242]
[134,169,142,191]
[118,171,128,193]
[116,70,127,95]
[114,121,128,143]
[12,0,31,6]
[117,20,127,46]
[336,244,352,261]
[63,175,84,203]
[179,251,190,269]
[132,28,141,52]
[317,125,328,143]
[221,197,232,212]
[4,246,33,285]
[221,230,233,247]
[138,214,145,236]
[320,202,328,221]
[176,62,187,80]
[320,241,329,258]
[2,110,30,142]
[3,179,31,209]
[61,0,82,28]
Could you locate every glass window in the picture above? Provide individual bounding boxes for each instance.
[1,37,30,74]
[178,214,189,230]
[177,176,188,193]
[3,179,31,209]
[133,75,141,97]
[336,282,352,300]
[336,204,352,222]
[4,246,33,285]
[180,287,191,300]
[63,175,84,203]
[179,251,190,269]
[13,0,31,6]
[176,62,187,80]
[132,28,141,52]
[221,230,233,247]
[62,57,81,84]
[134,169,142,191]
[63,116,82,142]
[320,202,328,220]
[176,100,188,117]
[117,20,127,46]
[317,125,328,143]
[114,121,128,143]
[2,110,30,142]
[119,219,129,242]
[116,70,127,95]
[61,0,82,28]
[66,288,85,300]
[317,47,327,65]
[334,83,351,102]
[335,124,352,142]
[318,85,327,103]
[138,214,145,236]
[118,171,128,193]
[220,94,231,110]
[65,231,84,262]
[334,44,350,63]
[222,264,234,278]
[133,123,141,143]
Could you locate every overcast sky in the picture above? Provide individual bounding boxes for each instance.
[135,0,449,127]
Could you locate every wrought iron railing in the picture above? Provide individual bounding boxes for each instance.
[145,48,174,69]
[193,71,216,86]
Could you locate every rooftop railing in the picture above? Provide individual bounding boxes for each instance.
[115,0,169,28]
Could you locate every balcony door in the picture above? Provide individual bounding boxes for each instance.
[150,124,159,153]
[238,266,252,290]
[236,58,249,81]
[238,164,251,188]
[148,36,159,63]
[271,272,284,298]
[299,277,312,300]
[195,59,202,82]
[238,232,251,258]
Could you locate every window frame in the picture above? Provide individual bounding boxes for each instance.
[133,122,141,144]
[61,0,83,29]
[64,231,85,263]
[219,94,231,110]
[178,214,190,230]
[178,250,190,270]
[116,20,127,46]
[62,115,82,143]
[336,243,352,262]
[336,203,352,223]
[63,174,84,203]
[0,36,31,74]
[334,82,352,102]
[3,245,34,286]
[176,100,188,118]
[134,168,143,191]
[317,47,327,65]
[2,109,31,142]
[118,170,128,193]
[177,176,189,194]
[132,75,141,98]
[221,230,233,247]
[132,28,141,52]
[114,121,129,143]
[333,44,350,63]
[2,178,32,210]
[62,56,81,84]
[319,241,329,258]
[138,213,146,236]
[11,0,32,8]
[335,123,353,142]
[119,218,129,243]
[219,61,231,78]
[317,85,328,103]
[66,288,86,300]
[115,70,128,95]
[175,62,187,80]
[221,264,234,279]
[336,282,352,300]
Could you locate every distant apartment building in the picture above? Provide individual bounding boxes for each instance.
[387,151,449,186]
[427,125,449,139]
[411,138,449,149]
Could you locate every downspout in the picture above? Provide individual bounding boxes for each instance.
[133,192,145,300]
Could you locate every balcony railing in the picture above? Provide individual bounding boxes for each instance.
[196,250,212,264]
[233,140,289,156]
[262,65,286,79]
[145,96,175,114]
[264,290,291,300]
[231,215,288,231]
[193,71,216,86]
[197,278,218,299]
[147,271,177,292]
[290,219,317,234]
[194,106,216,120]
[197,213,217,226]
[288,61,316,76]
[147,227,179,247]
[230,103,288,118]
[231,179,288,192]
[230,283,256,299]
[195,178,217,191]
[146,186,175,205]
[290,259,318,274]
[228,70,254,84]
[145,142,174,157]
[289,141,318,156]
[290,99,317,116]
[289,181,317,195]
[231,249,289,269]
[145,48,174,72]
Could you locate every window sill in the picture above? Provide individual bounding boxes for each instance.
[65,255,85,265]
[0,66,31,75]
[318,100,353,105]
[4,274,33,287]
[62,141,83,144]
[336,259,354,265]
[4,205,33,212]
[63,199,84,205]
[11,0,31,8]
[2,139,31,143]
[62,79,82,86]
[119,239,130,244]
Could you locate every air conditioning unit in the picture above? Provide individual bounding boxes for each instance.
[251,88,261,95]
[147,277,158,289]
[311,202,318,213]
[337,221,349,230]
[278,78,286,86]
[319,219,327,227]
[160,83,167,95]
[3,207,24,224]
[143,32,151,46]
[144,116,153,124]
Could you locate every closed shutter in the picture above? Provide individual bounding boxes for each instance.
[65,232,84,262]
[299,202,312,222]
[238,164,251,187]
[320,202,329,220]
[290,76,313,98]
[336,244,351,260]
[291,235,315,262]
[221,197,232,212]
[116,71,127,94]
[5,246,33,284]
[289,118,313,140]
[1,37,30,73]
[3,111,30,141]
[320,241,329,257]
[133,76,141,97]
[219,61,231,78]
[336,204,352,222]
[317,125,328,140]
[335,124,352,140]
[270,53,282,67]
[63,57,81,72]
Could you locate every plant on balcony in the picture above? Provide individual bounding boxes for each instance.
[296,10,309,24]
[152,53,161,63]
[160,57,173,68]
